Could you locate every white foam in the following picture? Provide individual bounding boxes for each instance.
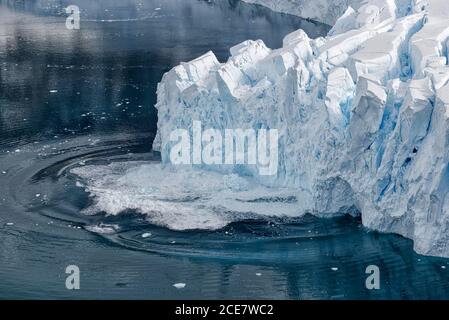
[71,162,305,231]
[85,223,119,234]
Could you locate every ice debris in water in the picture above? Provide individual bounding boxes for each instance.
[85,223,119,234]
[71,162,305,231]
[173,283,186,289]
[75,181,84,188]
[151,0,449,258]
[141,232,152,238]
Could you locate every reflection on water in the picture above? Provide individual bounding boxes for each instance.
[0,0,330,148]
[2,0,448,300]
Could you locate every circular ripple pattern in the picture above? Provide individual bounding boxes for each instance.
[0,133,365,261]
[1,134,449,299]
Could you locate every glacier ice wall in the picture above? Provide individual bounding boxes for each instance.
[241,0,360,25]
[153,0,449,257]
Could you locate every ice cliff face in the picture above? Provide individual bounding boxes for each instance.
[153,0,449,258]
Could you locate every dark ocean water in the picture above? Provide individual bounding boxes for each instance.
[1,0,449,300]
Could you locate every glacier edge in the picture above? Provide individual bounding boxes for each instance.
[153,0,449,258]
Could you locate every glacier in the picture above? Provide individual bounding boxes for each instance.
[241,0,361,25]
[151,0,449,258]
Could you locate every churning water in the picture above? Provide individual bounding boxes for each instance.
[1,0,449,299]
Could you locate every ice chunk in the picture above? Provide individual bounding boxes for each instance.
[410,21,449,77]
[329,6,357,36]
[348,77,387,153]
[348,14,425,82]
[85,223,119,235]
[283,29,309,46]
[325,67,355,128]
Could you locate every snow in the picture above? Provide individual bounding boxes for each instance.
[151,0,449,258]
[242,0,362,25]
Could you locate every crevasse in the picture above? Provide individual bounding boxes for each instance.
[153,0,449,257]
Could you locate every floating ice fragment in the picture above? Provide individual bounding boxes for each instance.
[85,223,119,234]
[331,267,339,271]
[173,283,186,289]
[141,232,152,238]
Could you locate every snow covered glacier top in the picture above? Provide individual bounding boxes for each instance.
[153,0,449,258]
[241,0,361,25]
